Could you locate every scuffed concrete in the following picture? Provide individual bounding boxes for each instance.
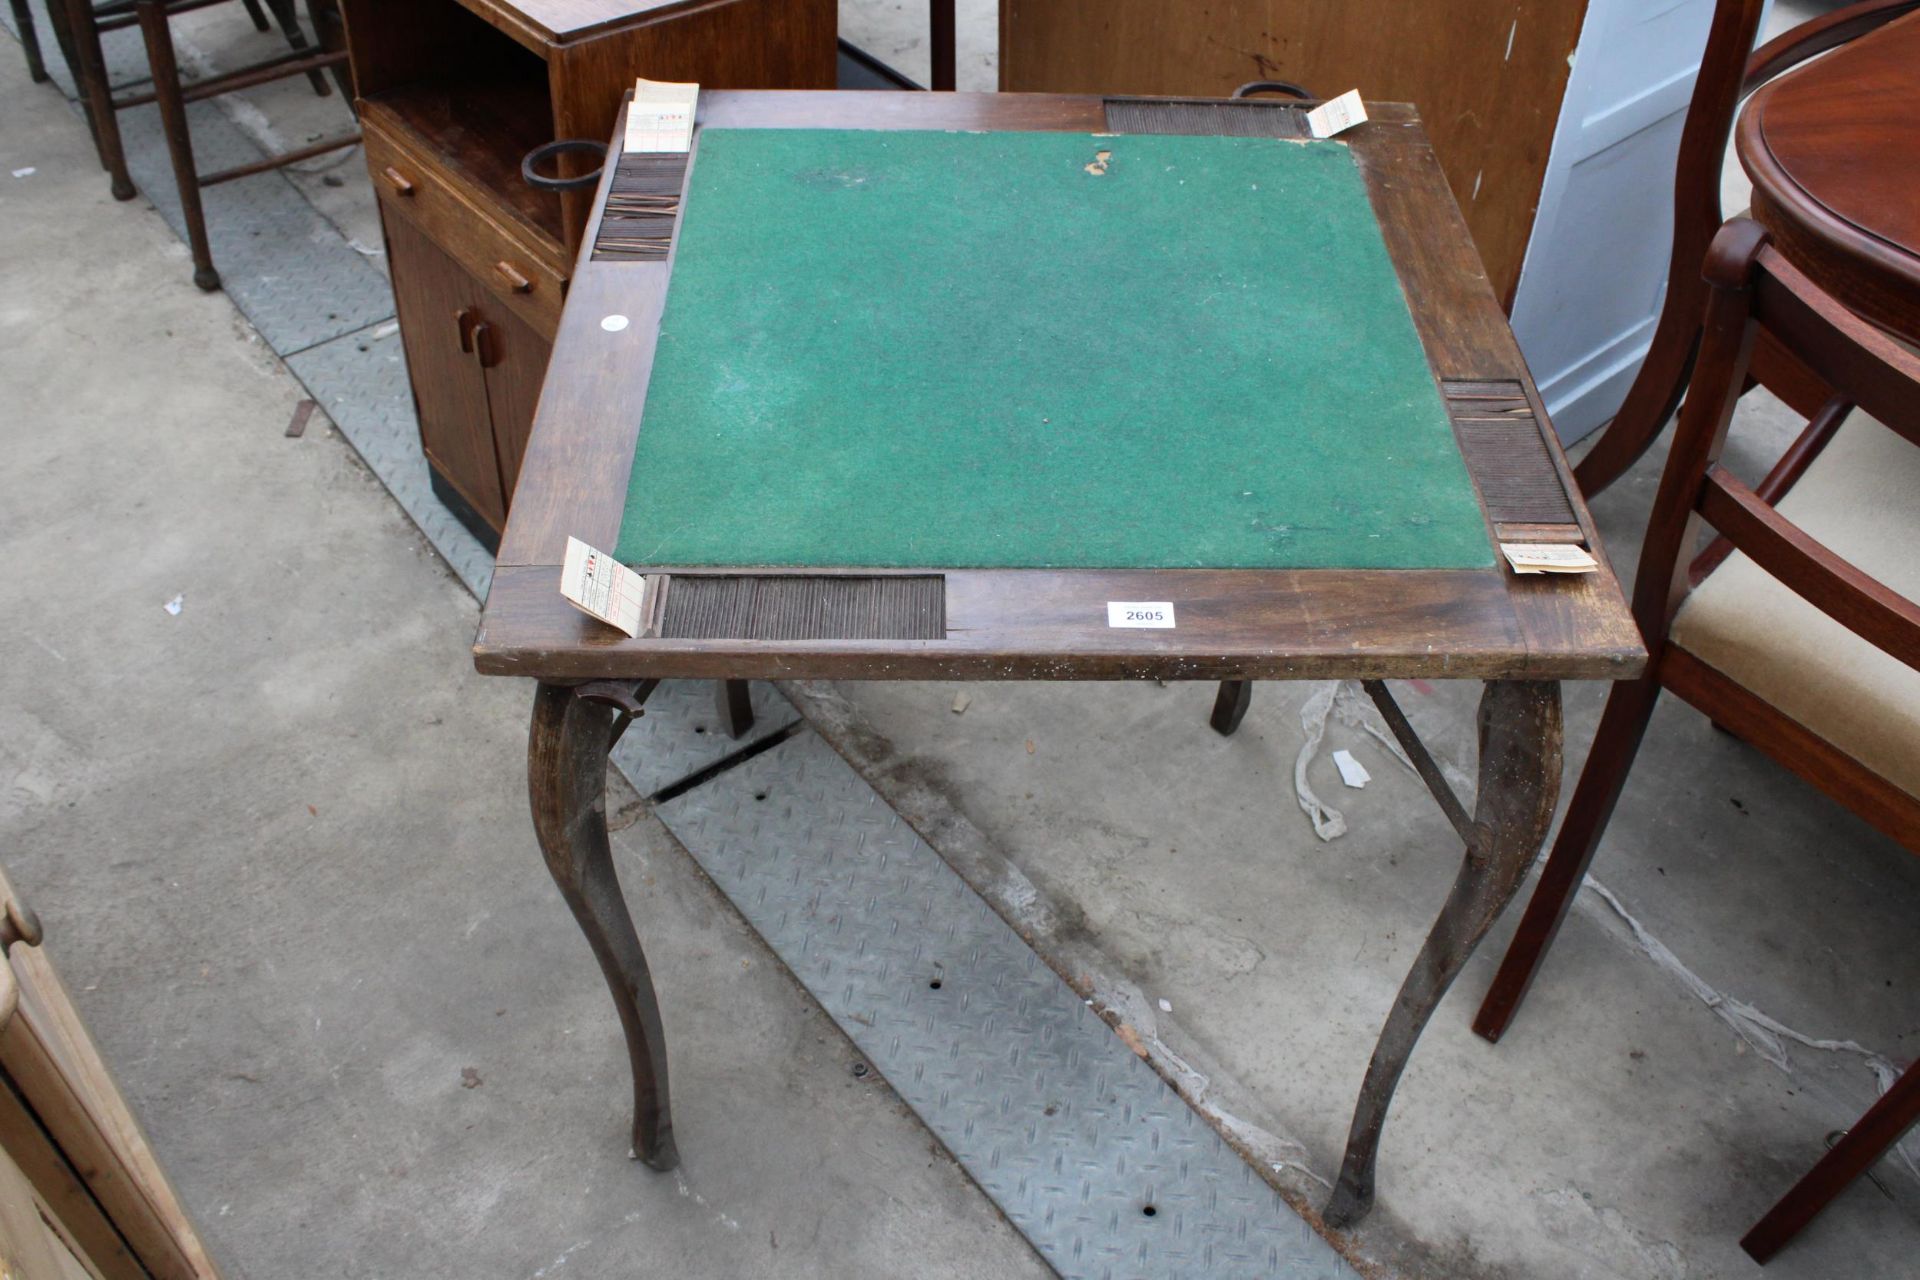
[0,45,1048,1280]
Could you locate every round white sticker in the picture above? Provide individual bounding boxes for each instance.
[601,314,630,332]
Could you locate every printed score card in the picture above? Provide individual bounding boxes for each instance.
[626,78,699,154]
[561,537,651,637]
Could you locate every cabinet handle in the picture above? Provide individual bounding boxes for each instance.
[493,260,532,294]
[469,320,495,370]
[455,307,478,354]
[381,166,414,196]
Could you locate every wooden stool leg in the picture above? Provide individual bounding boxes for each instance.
[528,683,678,1170]
[307,0,354,103]
[929,0,955,91]
[61,0,136,200]
[1209,679,1252,737]
[1324,680,1562,1227]
[1741,1060,1920,1263]
[135,0,220,291]
[9,0,50,83]
[1471,672,1663,1042]
[716,679,754,739]
[261,0,331,95]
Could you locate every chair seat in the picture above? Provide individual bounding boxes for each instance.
[1672,412,1920,798]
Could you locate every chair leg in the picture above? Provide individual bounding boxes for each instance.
[237,0,271,30]
[1742,1059,1920,1263]
[9,0,50,83]
[306,0,352,102]
[1471,671,1664,1042]
[260,0,330,95]
[136,0,220,290]
[61,0,137,200]
[1209,679,1252,737]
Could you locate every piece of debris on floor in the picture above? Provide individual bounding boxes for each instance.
[163,593,185,616]
[951,692,971,714]
[284,398,317,438]
[1332,749,1371,788]
[460,1067,483,1089]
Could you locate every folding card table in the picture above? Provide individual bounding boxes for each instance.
[474,89,1645,1227]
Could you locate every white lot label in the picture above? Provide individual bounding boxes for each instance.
[1107,601,1176,629]
[1306,89,1368,139]
[626,78,699,154]
[1500,542,1600,575]
[560,536,647,637]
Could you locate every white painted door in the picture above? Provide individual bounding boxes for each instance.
[1509,0,1761,442]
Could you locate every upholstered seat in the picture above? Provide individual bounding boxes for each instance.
[1672,413,1920,798]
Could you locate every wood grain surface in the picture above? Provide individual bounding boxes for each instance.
[1739,8,1920,342]
[479,91,1643,683]
[997,0,1589,307]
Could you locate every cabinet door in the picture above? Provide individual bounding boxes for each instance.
[383,213,507,530]
[474,300,553,509]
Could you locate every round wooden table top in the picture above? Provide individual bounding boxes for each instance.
[1737,9,1920,341]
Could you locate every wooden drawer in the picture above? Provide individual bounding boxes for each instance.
[363,111,566,338]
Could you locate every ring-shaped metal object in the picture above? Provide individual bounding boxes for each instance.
[521,139,610,192]
[1231,79,1315,101]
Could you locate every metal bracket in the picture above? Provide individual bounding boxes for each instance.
[578,679,661,748]
[1360,680,1485,849]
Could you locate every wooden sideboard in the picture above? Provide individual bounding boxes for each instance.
[340,0,838,546]
[998,0,1590,309]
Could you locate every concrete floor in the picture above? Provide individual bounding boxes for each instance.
[4,2,1918,1278]
[0,48,1049,1280]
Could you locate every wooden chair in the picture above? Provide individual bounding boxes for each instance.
[1570,0,1920,499]
[50,0,355,289]
[1474,217,1920,1262]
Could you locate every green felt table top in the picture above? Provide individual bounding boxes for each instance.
[614,127,1494,572]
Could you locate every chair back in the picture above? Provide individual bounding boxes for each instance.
[1635,218,1920,673]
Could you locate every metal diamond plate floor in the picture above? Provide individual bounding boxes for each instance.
[116,98,393,355]
[659,731,1353,1280]
[611,680,798,796]
[284,322,498,598]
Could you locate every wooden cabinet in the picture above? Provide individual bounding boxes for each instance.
[341,0,839,547]
[998,0,1590,310]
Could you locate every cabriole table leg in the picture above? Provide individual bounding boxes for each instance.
[528,680,679,1170]
[1323,679,1562,1227]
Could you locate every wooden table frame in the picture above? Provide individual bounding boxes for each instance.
[474,90,1645,1228]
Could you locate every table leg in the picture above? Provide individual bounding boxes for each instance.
[528,681,678,1170]
[1209,679,1252,737]
[716,679,755,739]
[1323,679,1561,1227]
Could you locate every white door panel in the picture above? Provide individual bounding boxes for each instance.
[1510,0,1756,441]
